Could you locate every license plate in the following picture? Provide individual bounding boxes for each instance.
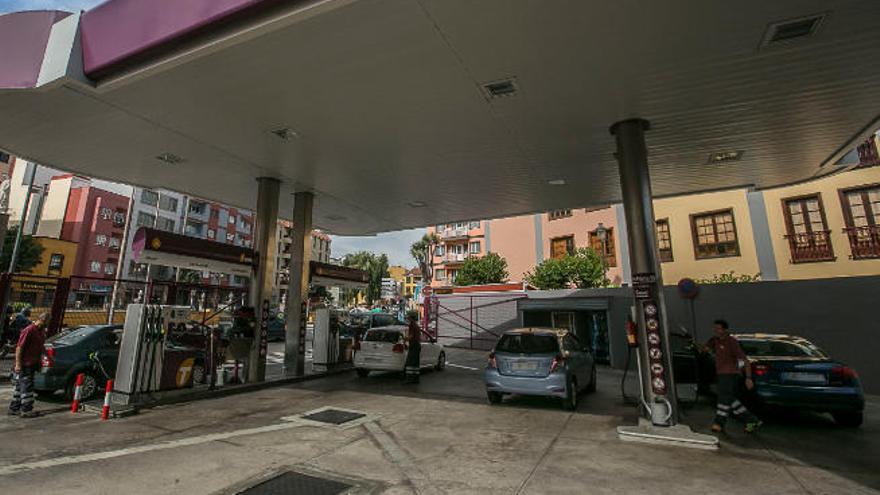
[781,372,826,384]
[511,362,538,371]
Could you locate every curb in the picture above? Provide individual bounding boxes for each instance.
[115,366,354,414]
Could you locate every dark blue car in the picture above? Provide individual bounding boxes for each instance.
[735,333,865,427]
[35,325,124,401]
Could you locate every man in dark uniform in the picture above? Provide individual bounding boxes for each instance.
[403,311,421,384]
[703,319,762,434]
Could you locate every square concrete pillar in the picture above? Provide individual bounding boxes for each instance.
[285,191,313,376]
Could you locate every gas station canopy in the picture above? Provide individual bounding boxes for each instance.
[0,0,878,235]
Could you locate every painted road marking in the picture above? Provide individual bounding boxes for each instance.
[446,363,479,371]
[0,421,303,476]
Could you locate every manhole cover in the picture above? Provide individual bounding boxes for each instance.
[302,409,365,425]
[239,471,351,495]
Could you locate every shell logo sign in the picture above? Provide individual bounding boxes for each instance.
[151,237,162,250]
[176,358,195,388]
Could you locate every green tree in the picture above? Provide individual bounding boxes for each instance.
[342,251,390,304]
[1,231,45,273]
[454,252,509,286]
[526,248,607,290]
[410,233,440,285]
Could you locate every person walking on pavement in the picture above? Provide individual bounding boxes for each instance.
[403,311,421,384]
[703,319,762,434]
[8,312,49,418]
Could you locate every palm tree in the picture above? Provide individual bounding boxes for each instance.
[410,233,440,285]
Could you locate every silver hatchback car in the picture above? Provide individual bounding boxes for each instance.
[484,328,596,410]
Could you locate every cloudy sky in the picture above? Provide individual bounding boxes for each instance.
[0,0,105,12]
[1,0,427,267]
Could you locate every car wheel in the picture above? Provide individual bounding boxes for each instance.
[563,377,578,411]
[356,368,370,378]
[586,366,597,394]
[192,363,206,385]
[832,411,863,428]
[487,391,503,405]
[435,352,446,371]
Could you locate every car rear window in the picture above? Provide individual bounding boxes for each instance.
[364,329,403,343]
[738,339,826,358]
[49,326,97,345]
[495,333,559,354]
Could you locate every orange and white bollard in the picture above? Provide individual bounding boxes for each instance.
[70,373,85,413]
[100,379,114,421]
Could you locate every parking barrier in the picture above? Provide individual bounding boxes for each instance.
[70,373,85,413]
[101,379,114,421]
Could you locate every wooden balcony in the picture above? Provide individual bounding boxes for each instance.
[844,226,880,260]
[785,231,835,263]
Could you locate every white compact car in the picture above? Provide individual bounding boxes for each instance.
[353,326,445,377]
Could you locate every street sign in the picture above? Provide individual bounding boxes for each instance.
[632,272,656,300]
[677,277,700,300]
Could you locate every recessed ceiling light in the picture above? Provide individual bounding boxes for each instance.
[547,179,566,186]
[760,13,826,48]
[707,150,744,164]
[156,153,185,164]
[407,201,427,208]
[270,127,299,140]
[481,78,518,99]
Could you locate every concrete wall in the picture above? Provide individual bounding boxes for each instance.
[660,276,880,394]
[434,292,526,351]
[444,278,880,394]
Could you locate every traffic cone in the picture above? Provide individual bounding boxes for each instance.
[70,373,85,413]
[100,379,114,421]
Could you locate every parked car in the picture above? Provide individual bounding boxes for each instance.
[484,328,596,410]
[353,326,445,377]
[345,312,404,343]
[734,333,865,427]
[35,324,207,401]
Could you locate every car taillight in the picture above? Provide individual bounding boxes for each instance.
[488,352,497,369]
[392,343,405,353]
[42,347,55,368]
[753,363,769,377]
[353,341,361,351]
[550,354,566,374]
[831,366,858,383]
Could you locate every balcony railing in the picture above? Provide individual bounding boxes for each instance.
[844,225,880,260]
[784,231,835,263]
[442,253,467,263]
[440,228,468,239]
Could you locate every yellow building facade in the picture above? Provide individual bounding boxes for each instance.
[28,237,78,278]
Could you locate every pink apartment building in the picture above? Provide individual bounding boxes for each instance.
[430,206,630,287]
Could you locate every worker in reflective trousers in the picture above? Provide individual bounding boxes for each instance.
[404,311,421,384]
[703,319,762,434]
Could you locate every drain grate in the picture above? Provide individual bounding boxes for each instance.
[239,471,351,495]
[302,409,365,425]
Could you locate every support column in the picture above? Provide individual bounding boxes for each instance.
[285,191,313,377]
[611,119,717,449]
[611,118,678,425]
[249,177,280,382]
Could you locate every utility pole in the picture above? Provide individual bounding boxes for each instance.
[108,191,135,324]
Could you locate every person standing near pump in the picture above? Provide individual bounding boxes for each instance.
[8,312,49,418]
[703,319,762,434]
[403,311,421,384]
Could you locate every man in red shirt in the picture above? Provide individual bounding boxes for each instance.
[704,319,761,434]
[8,312,49,418]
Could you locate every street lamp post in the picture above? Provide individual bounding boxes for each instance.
[596,222,608,285]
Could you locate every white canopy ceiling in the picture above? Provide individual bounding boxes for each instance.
[1,0,878,235]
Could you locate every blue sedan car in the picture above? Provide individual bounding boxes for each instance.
[735,333,865,427]
[485,328,596,410]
